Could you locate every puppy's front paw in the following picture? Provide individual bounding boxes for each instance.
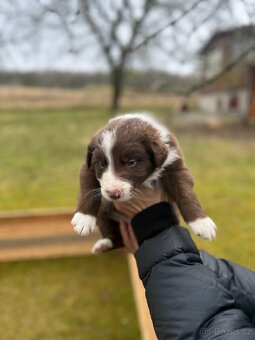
[71,212,96,236]
[92,238,113,254]
[189,217,217,241]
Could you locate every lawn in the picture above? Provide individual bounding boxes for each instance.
[177,127,255,268]
[0,253,140,340]
[0,109,109,210]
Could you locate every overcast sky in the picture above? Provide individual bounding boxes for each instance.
[0,0,254,74]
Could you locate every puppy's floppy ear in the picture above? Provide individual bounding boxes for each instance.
[86,137,96,168]
[148,140,169,168]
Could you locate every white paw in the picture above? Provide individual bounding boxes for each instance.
[92,238,113,254]
[189,217,217,241]
[71,212,96,236]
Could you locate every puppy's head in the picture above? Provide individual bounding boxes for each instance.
[86,116,176,202]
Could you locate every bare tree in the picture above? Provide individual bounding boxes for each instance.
[14,0,255,111]
[33,0,215,111]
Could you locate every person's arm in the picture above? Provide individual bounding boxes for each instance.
[128,203,255,339]
[200,251,255,326]
[116,187,255,340]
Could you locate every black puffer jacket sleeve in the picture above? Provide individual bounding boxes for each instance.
[200,251,255,325]
[131,203,255,340]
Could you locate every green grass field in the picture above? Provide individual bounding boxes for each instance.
[0,107,255,338]
[0,253,140,340]
[0,109,109,211]
[179,128,255,268]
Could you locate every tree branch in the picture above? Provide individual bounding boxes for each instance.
[186,43,255,95]
[109,6,126,50]
[35,0,57,14]
[155,42,255,95]
[123,0,135,23]
[93,0,112,24]
[132,0,202,52]
[52,1,76,42]
[79,0,114,66]
[185,0,223,42]
[122,0,154,56]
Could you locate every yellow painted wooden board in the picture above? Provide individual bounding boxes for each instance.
[0,210,99,261]
[128,254,157,340]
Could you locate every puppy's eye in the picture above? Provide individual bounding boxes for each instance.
[127,159,137,167]
[98,162,106,169]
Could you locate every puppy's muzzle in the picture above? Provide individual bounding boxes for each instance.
[106,189,123,200]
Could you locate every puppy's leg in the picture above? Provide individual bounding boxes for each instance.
[163,163,216,240]
[72,162,101,236]
[92,212,123,254]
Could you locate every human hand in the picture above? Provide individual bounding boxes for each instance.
[119,218,139,253]
[114,185,168,220]
[116,186,168,253]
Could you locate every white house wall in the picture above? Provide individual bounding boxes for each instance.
[239,89,250,116]
[199,89,249,116]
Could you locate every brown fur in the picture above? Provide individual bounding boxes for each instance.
[75,117,208,249]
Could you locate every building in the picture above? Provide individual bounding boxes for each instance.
[199,25,255,122]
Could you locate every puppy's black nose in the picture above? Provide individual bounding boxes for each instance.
[107,189,122,200]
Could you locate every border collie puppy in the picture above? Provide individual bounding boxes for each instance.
[71,113,216,253]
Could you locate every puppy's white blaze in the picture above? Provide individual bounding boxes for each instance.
[71,212,96,236]
[189,217,217,241]
[100,128,132,201]
[100,129,116,191]
[92,238,113,254]
[100,129,116,166]
[110,112,170,144]
[143,147,180,187]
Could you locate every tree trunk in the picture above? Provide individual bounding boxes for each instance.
[110,67,124,113]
